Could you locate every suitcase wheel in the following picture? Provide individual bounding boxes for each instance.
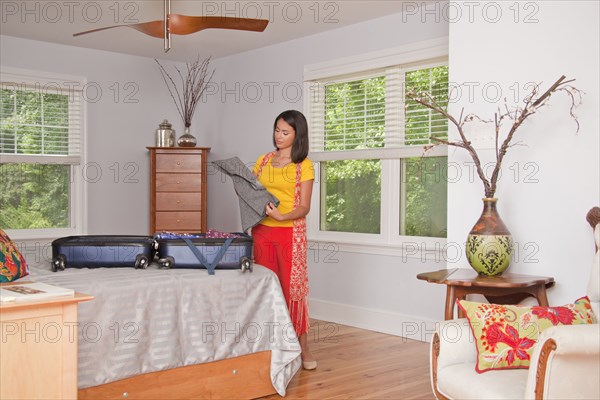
[52,255,66,272]
[158,256,174,269]
[135,254,149,269]
[240,257,253,273]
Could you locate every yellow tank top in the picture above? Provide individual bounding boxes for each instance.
[253,155,314,227]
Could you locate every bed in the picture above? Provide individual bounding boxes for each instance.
[27,261,301,399]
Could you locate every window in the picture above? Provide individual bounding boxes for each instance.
[304,39,448,254]
[0,69,85,239]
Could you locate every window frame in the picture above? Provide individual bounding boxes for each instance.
[0,67,87,240]
[303,37,449,257]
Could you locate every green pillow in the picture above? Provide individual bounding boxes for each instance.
[458,297,596,373]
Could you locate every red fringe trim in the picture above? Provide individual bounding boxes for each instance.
[289,297,310,336]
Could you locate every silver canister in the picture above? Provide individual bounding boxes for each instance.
[155,119,175,147]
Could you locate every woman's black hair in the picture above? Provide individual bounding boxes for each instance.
[272,110,309,164]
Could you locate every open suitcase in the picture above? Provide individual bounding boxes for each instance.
[51,235,155,271]
[154,232,253,274]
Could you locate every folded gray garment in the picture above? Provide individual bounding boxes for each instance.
[212,157,279,232]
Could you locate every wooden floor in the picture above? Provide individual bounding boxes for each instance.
[260,320,434,400]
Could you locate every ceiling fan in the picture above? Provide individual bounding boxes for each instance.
[73,0,269,52]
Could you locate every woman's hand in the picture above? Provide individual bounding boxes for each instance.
[264,180,314,223]
[265,202,284,221]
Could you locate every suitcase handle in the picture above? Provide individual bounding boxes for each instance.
[182,237,235,275]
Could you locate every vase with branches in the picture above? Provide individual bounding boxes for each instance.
[155,55,214,147]
[406,75,583,275]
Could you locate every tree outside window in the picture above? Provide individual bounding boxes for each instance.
[0,72,83,235]
[308,64,448,241]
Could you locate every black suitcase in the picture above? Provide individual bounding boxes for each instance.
[51,235,155,271]
[154,232,253,274]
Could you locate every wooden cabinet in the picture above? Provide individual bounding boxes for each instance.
[0,292,93,400]
[148,147,210,234]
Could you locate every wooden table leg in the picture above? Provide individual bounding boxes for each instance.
[445,286,456,320]
[534,283,550,306]
[454,288,468,319]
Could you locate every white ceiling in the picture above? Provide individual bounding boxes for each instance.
[0,0,414,61]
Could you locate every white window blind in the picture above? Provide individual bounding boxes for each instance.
[404,65,449,146]
[307,62,448,162]
[0,72,82,164]
[323,75,386,151]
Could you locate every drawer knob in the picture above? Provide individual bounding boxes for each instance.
[177,219,181,223]
[176,181,181,184]
[176,200,181,204]
[176,162,181,166]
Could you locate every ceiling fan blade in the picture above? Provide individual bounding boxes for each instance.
[73,15,268,39]
[169,15,268,35]
[73,20,164,39]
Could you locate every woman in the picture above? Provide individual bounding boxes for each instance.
[252,110,317,370]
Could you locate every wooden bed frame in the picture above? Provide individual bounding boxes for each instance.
[78,350,275,400]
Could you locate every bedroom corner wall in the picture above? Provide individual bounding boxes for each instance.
[201,0,599,337]
[199,6,449,339]
[1,35,187,258]
[447,1,600,307]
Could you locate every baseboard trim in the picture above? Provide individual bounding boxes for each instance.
[309,298,438,343]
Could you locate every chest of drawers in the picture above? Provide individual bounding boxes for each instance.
[148,147,210,234]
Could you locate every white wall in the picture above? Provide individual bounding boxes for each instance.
[447,0,599,307]
[1,7,449,337]
[0,35,187,239]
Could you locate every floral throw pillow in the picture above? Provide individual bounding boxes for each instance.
[458,297,596,373]
[0,228,29,282]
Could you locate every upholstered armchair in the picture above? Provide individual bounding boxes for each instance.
[430,208,600,400]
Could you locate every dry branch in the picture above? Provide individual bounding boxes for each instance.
[406,75,583,198]
[155,55,214,128]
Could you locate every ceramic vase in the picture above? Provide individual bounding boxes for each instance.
[177,126,197,147]
[466,198,513,276]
